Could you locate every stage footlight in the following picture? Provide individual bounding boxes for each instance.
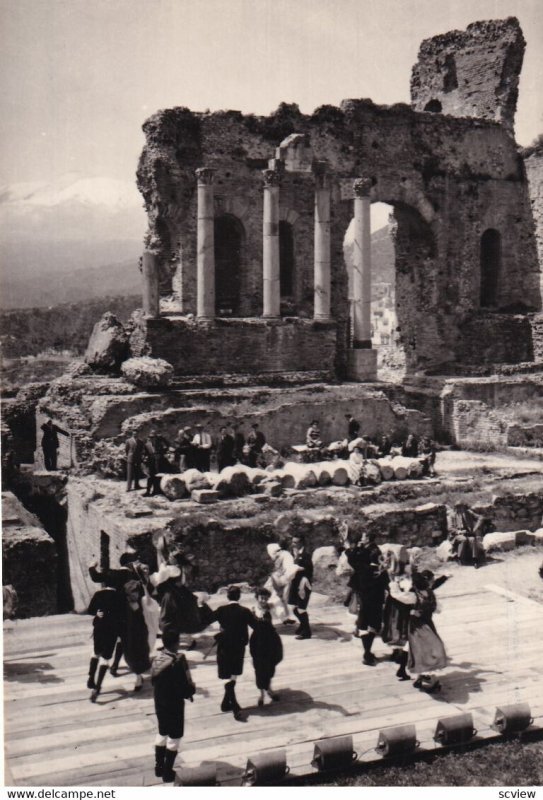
[434,713,477,746]
[242,749,289,785]
[312,735,358,771]
[376,724,419,757]
[492,703,533,735]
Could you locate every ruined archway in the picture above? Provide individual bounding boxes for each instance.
[343,199,438,377]
[480,228,501,308]
[214,214,244,316]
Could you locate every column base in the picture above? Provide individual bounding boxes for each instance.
[347,349,377,381]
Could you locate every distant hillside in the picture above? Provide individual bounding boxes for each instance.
[0,253,142,310]
[344,223,395,288]
[0,295,140,358]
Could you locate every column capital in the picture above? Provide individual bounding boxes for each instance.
[196,167,215,185]
[353,177,373,197]
[262,168,282,188]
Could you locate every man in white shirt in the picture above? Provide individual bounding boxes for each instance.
[192,424,212,472]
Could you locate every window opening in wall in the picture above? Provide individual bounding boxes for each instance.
[279,220,295,298]
[424,99,442,113]
[100,531,110,572]
[214,214,244,316]
[480,228,501,308]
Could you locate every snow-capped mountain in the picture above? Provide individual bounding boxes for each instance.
[0,174,143,212]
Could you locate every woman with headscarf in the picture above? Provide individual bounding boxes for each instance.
[407,570,448,692]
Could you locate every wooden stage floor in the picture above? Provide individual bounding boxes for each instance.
[4,577,543,786]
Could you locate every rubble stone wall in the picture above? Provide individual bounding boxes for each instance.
[137,63,540,375]
[410,17,525,134]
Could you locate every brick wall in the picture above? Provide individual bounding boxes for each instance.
[131,315,338,377]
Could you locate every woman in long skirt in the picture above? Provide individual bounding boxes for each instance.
[408,571,447,692]
[250,588,283,706]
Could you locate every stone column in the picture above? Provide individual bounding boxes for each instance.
[352,177,373,347]
[196,167,215,319]
[262,168,282,318]
[313,162,331,320]
[142,251,159,318]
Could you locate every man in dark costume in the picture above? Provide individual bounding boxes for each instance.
[151,630,196,783]
[143,430,169,496]
[345,531,389,666]
[213,585,256,720]
[41,418,70,471]
[288,534,313,640]
[216,426,235,472]
[86,585,123,702]
[125,433,144,492]
[89,550,152,691]
[173,427,196,472]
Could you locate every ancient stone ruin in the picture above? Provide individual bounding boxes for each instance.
[3,17,543,617]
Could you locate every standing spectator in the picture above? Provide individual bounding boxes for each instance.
[125,433,144,492]
[174,427,195,472]
[192,423,213,472]
[212,585,256,721]
[216,426,235,472]
[232,423,245,464]
[402,434,419,458]
[143,430,169,496]
[151,630,196,783]
[247,423,266,468]
[41,418,70,471]
[288,534,313,640]
[345,414,360,442]
[86,585,123,702]
[418,436,437,477]
[250,588,283,706]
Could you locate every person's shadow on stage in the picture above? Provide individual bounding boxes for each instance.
[4,660,63,684]
[430,661,502,704]
[245,687,352,717]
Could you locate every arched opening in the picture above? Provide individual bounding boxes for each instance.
[214,214,244,316]
[279,221,295,300]
[480,228,501,308]
[343,200,436,377]
[424,99,442,113]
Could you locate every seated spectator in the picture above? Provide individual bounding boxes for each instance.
[418,436,437,477]
[306,420,323,450]
[378,434,392,458]
[402,434,419,458]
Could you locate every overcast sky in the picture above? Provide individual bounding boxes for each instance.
[1,0,542,186]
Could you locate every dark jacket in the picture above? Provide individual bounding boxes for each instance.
[348,419,360,441]
[217,433,235,465]
[247,430,266,453]
[125,436,144,464]
[41,423,69,449]
[213,602,256,648]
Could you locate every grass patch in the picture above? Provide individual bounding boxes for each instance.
[297,738,543,786]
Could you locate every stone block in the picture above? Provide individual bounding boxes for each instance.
[347,349,377,381]
[84,312,128,373]
[532,528,543,544]
[482,531,516,552]
[121,356,174,388]
[263,480,282,497]
[435,540,454,562]
[312,546,339,578]
[191,489,221,504]
[514,530,535,546]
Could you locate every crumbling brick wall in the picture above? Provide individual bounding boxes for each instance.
[411,17,525,135]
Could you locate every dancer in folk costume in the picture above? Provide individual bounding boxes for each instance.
[86,585,123,702]
[89,550,156,691]
[345,531,389,665]
[380,544,412,680]
[213,585,257,720]
[265,542,300,623]
[151,630,196,783]
[249,587,283,706]
[407,570,448,692]
[288,534,313,640]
